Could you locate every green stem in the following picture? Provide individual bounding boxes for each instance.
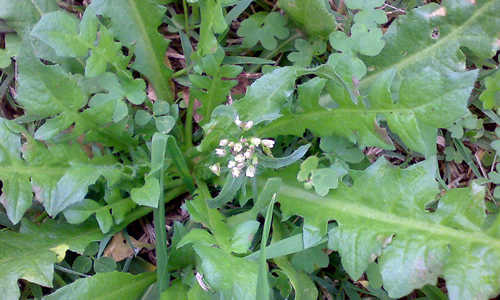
[172,65,193,78]
[183,0,190,33]
[184,91,195,151]
[54,265,90,278]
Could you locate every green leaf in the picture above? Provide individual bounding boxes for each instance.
[72,256,93,274]
[90,0,174,102]
[237,12,290,50]
[155,115,176,134]
[193,244,259,300]
[198,0,227,55]
[43,272,155,300]
[256,183,278,300]
[272,221,319,300]
[297,156,319,182]
[233,67,298,124]
[16,44,135,149]
[288,39,314,67]
[94,256,117,273]
[0,119,120,222]
[259,1,499,156]
[191,50,243,124]
[278,0,336,39]
[310,163,348,196]
[271,158,500,299]
[479,70,500,109]
[31,11,89,57]
[291,245,329,273]
[131,176,161,208]
[320,136,365,163]
[0,219,102,300]
[0,0,59,34]
[257,144,311,169]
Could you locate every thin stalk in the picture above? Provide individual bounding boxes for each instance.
[182,0,190,33]
[54,265,90,278]
[184,91,195,151]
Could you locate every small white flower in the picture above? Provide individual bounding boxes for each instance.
[233,143,243,153]
[261,139,275,148]
[246,165,256,177]
[244,150,253,159]
[228,160,236,168]
[234,117,242,127]
[219,139,229,147]
[232,167,241,177]
[235,154,245,163]
[209,164,220,176]
[242,120,254,130]
[237,162,245,169]
[250,137,261,146]
[215,148,226,157]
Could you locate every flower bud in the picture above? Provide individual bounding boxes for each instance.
[235,154,245,163]
[232,167,241,177]
[228,160,236,168]
[233,143,243,153]
[250,137,261,146]
[246,165,256,177]
[261,139,275,148]
[219,139,229,147]
[215,148,226,157]
[209,164,220,176]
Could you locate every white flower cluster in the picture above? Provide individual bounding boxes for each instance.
[209,137,275,178]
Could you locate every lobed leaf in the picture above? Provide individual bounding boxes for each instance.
[271,158,500,299]
[90,0,174,102]
[0,219,102,300]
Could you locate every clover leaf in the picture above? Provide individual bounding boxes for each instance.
[237,12,290,50]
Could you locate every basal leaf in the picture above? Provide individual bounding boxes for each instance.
[0,119,121,222]
[91,0,174,102]
[0,219,102,300]
[43,272,155,300]
[258,1,500,156]
[272,158,500,299]
[16,45,135,149]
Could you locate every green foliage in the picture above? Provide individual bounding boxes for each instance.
[480,69,500,109]
[274,158,500,299]
[278,0,337,39]
[44,272,155,300]
[90,0,174,102]
[237,12,290,50]
[0,220,102,300]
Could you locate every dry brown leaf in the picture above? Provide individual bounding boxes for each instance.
[103,232,152,262]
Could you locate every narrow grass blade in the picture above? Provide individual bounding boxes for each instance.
[256,178,281,300]
[151,133,169,293]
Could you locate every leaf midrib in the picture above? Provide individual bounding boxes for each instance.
[278,181,500,248]
[359,0,494,89]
